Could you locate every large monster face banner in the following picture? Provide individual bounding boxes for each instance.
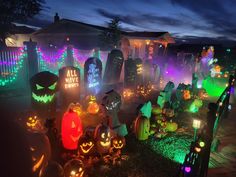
[103,49,124,84]
[59,66,80,105]
[84,57,102,94]
[30,71,58,115]
[124,57,136,88]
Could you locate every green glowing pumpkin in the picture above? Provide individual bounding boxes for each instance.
[30,71,58,105]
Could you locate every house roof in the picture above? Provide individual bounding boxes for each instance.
[10,25,36,34]
[33,19,107,35]
[122,31,167,38]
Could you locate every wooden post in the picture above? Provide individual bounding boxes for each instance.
[23,39,38,79]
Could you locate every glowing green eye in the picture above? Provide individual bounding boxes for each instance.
[48,82,57,90]
[36,84,44,90]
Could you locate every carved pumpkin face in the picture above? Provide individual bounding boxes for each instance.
[64,159,84,177]
[134,115,150,140]
[61,110,83,150]
[26,115,45,133]
[94,124,111,154]
[27,133,51,175]
[30,71,58,104]
[111,136,126,150]
[183,90,191,100]
[78,135,95,156]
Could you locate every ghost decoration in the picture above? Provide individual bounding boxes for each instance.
[30,71,58,115]
[61,110,83,150]
[102,90,128,136]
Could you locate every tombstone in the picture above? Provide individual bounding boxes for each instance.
[157,91,166,109]
[103,49,124,84]
[143,59,152,85]
[84,57,102,95]
[135,58,143,86]
[59,66,80,106]
[192,73,198,94]
[30,71,58,118]
[164,81,175,103]
[102,90,128,136]
[124,57,136,88]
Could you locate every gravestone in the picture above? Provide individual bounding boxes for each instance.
[59,66,80,106]
[135,58,143,86]
[164,81,175,103]
[143,59,152,85]
[103,49,124,84]
[124,57,136,88]
[84,57,102,95]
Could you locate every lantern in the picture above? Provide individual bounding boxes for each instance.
[94,124,111,154]
[134,115,150,140]
[61,110,83,150]
[64,159,84,177]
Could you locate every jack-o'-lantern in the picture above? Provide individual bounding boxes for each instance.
[94,124,111,154]
[162,108,175,118]
[214,65,221,73]
[67,103,83,116]
[39,161,64,177]
[26,115,45,133]
[78,134,95,157]
[64,159,84,177]
[30,71,58,105]
[61,110,83,150]
[183,90,191,100]
[86,95,100,114]
[198,89,208,99]
[27,132,51,176]
[152,105,162,115]
[111,136,126,150]
[134,115,150,140]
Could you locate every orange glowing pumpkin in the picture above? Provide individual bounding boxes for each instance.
[86,95,100,114]
[183,90,191,100]
[61,110,83,150]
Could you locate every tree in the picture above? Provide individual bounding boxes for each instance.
[0,0,45,47]
[100,17,122,49]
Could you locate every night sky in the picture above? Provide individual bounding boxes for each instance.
[26,0,236,45]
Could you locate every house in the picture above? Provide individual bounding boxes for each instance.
[7,14,175,60]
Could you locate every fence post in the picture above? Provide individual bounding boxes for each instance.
[65,45,74,66]
[199,102,217,177]
[23,39,38,79]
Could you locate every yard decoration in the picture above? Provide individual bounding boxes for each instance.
[140,101,152,118]
[61,110,83,150]
[94,124,111,154]
[192,73,198,94]
[157,91,166,108]
[78,134,96,157]
[165,121,178,132]
[86,95,100,114]
[30,72,58,113]
[176,83,191,101]
[134,115,150,140]
[102,90,128,136]
[198,89,208,99]
[152,105,162,115]
[26,114,46,133]
[164,81,175,103]
[59,66,80,105]
[27,132,51,176]
[189,99,203,113]
[67,103,83,116]
[40,161,64,177]
[64,159,84,177]
[183,90,191,100]
[162,108,175,118]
